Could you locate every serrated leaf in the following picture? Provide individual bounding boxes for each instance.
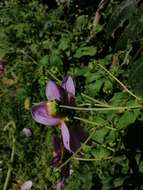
[92,147,110,160]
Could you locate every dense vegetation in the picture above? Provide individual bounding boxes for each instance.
[0,0,143,189]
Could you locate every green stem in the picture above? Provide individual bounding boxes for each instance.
[46,70,61,83]
[74,116,116,131]
[3,137,15,190]
[73,156,112,161]
[57,128,97,171]
[60,105,141,111]
[98,64,141,100]
[94,140,115,152]
[81,93,111,107]
[74,116,101,126]
[77,103,91,106]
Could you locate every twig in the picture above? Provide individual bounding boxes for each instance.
[81,93,111,107]
[98,63,141,100]
[73,156,112,161]
[74,116,116,131]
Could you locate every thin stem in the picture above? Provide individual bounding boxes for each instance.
[46,70,61,83]
[60,105,141,111]
[81,93,111,107]
[74,116,101,126]
[98,64,141,100]
[74,116,116,131]
[94,140,115,152]
[18,50,37,65]
[73,156,112,161]
[57,128,97,171]
[121,47,132,66]
[77,103,91,106]
[3,137,15,190]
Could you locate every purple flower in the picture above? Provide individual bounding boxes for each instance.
[31,76,86,153]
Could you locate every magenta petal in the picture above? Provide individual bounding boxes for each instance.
[45,80,62,100]
[61,122,72,153]
[62,76,75,96]
[31,102,59,126]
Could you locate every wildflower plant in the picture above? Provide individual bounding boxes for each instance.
[31,76,86,188]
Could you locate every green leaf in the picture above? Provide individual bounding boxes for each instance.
[58,37,70,51]
[74,15,88,31]
[117,109,140,130]
[85,79,104,97]
[103,80,113,94]
[114,177,124,188]
[74,46,97,58]
[49,51,63,66]
[40,55,49,65]
[92,147,111,160]
[93,128,109,143]
[110,92,129,106]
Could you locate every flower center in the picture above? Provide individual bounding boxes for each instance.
[46,100,59,116]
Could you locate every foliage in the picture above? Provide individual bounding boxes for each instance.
[0,0,143,189]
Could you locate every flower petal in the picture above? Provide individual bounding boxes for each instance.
[31,102,60,126]
[62,76,75,96]
[22,128,32,137]
[21,180,32,190]
[61,122,72,153]
[56,178,64,190]
[46,80,62,100]
[68,124,88,153]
